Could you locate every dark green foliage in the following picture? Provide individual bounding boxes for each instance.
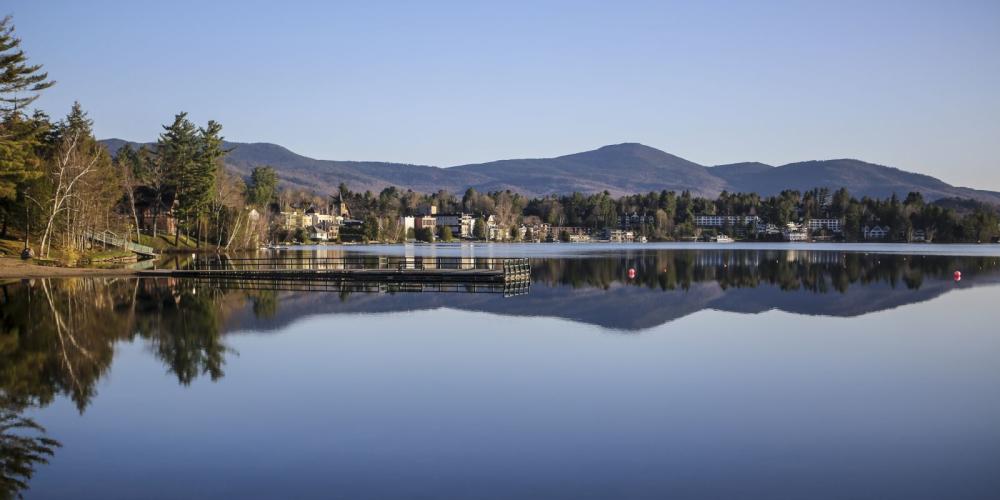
[328,182,1000,243]
[415,227,433,243]
[157,113,225,245]
[473,216,487,240]
[0,112,48,202]
[246,166,278,208]
[0,16,55,112]
[438,224,453,242]
[363,215,380,241]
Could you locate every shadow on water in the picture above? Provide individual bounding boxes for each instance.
[0,249,999,496]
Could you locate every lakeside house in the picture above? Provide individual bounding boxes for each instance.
[551,226,591,242]
[133,186,178,235]
[864,225,891,240]
[415,215,437,231]
[604,229,635,242]
[521,216,551,242]
[483,215,501,240]
[755,223,782,236]
[280,210,309,230]
[783,223,809,241]
[309,228,331,241]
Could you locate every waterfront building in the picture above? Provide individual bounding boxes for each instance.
[694,215,762,227]
[604,229,635,242]
[807,218,843,233]
[133,186,178,235]
[436,213,475,238]
[863,225,891,240]
[280,210,309,230]
[620,212,654,228]
[415,214,437,231]
[398,216,415,238]
[783,223,809,241]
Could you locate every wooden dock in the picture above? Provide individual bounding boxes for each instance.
[137,257,531,284]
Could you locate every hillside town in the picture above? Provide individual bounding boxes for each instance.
[265,185,1000,245]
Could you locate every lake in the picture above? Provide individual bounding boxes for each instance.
[3,243,1000,499]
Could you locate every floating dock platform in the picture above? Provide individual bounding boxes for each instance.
[137,256,531,285]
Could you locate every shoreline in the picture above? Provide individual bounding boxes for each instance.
[0,257,139,279]
[4,241,1000,279]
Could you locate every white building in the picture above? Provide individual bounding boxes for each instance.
[694,215,761,227]
[484,215,500,240]
[755,223,782,236]
[807,218,843,233]
[310,213,336,226]
[309,228,331,241]
[604,229,635,242]
[783,223,809,242]
[398,216,415,238]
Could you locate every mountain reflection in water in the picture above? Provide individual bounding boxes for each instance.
[1,249,999,498]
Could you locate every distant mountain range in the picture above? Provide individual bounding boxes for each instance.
[101,139,1000,204]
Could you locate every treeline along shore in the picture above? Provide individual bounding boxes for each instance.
[273,183,999,245]
[1,13,998,275]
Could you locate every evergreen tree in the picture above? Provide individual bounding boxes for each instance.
[246,166,278,208]
[438,224,453,242]
[473,216,487,240]
[0,15,54,239]
[0,16,55,112]
[157,113,199,244]
[192,120,225,245]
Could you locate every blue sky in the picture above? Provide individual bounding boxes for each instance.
[9,0,1000,189]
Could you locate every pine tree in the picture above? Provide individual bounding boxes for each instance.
[247,166,278,208]
[157,113,200,245]
[0,16,55,113]
[192,120,224,246]
[0,15,53,211]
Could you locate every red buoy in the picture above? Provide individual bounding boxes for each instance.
[954,270,962,282]
[628,268,637,279]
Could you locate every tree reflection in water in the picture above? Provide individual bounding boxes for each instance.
[1,397,60,500]
[0,277,235,498]
[530,250,999,292]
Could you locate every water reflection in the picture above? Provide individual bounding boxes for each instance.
[0,278,232,497]
[1,397,60,500]
[1,249,999,497]
[0,250,994,404]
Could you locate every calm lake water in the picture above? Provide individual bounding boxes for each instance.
[3,244,1000,499]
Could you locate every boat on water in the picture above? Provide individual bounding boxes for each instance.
[712,235,735,243]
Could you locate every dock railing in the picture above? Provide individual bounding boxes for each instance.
[168,256,531,282]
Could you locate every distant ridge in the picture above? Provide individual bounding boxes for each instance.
[100,139,1000,204]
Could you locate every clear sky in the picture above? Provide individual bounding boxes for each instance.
[9,0,1000,189]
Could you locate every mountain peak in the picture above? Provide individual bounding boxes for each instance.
[98,138,1000,204]
[596,142,661,152]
